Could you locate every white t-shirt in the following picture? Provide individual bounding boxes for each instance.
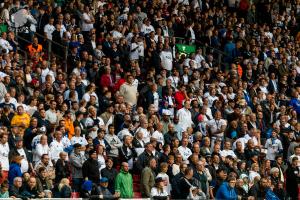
[70,136,88,146]
[207,119,227,137]
[49,138,71,162]
[160,51,173,71]
[141,24,154,34]
[220,149,237,159]
[207,95,218,107]
[0,142,9,171]
[178,146,192,161]
[153,92,159,111]
[33,143,50,163]
[138,41,144,57]
[81,13,94,32]
[177,108,194,131]
[44,24,55,40]
[85,117,105,139]
[130,43,139,60]
[135,127,150,143]
[265,138,283,161]
[156,172,171,195]
[17,148,29,173]
[151,130,164,145]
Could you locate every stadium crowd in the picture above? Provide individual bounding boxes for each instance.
[0,0,299,199]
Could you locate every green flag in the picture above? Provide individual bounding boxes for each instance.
[176,44,196,56]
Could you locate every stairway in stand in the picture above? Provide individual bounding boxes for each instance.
[133,174,142,198]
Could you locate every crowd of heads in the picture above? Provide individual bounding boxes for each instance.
[0,0,299,199]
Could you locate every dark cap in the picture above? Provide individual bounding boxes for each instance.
[99,177,109,183]
[155,177,164,183]
[89,149,97,156]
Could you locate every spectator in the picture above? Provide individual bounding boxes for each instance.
[54,152,70,183]
[0,180,9,198]
[104,124,122,165]
[115,162,133,198]
[150,177,169,200]
[216,176,238,200]
[56,178,71,198]
[22,177,45,198]
[33,134,50,164]
[8,155,22,186]
[285,157,299,199]
[9,177,27,200]
[141,157,157,198]
[69,143,86,192]
[36,167,52,198]
[82,149,100,184]
[8,137,33,174]
[95,177,119,199]
[101,157,118,194]
[0,133,9,183]
[34,154,55,183]
[49,130,71,163]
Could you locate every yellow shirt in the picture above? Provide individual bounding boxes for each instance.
[11,113,31,128]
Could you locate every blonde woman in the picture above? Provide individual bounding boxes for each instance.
[57,178,71,198]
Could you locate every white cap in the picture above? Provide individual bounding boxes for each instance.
[162,109,171,116]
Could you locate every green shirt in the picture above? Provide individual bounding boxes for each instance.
[0,24,8,35]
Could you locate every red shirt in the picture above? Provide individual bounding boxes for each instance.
[174,91,186,110]
[100,74,114,89]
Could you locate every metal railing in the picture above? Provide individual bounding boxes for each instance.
[14,32,227,73]
[15,32,69,72]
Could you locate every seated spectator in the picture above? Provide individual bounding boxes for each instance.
[22,177,45,198]
[36,167,52,198]
[56,178,71,198]
[95,177,119,199]
[150,177,168,200]
[0,180,9,198]
[215,176,238,200]
[9,177,27,200]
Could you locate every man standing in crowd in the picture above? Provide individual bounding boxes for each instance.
[115,162,133,198]
[69,143,86,192]
[82,149,100,184]
[141,157,157,198]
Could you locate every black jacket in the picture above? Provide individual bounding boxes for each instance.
[101,167,118,193]
[55,159,71,183]
[82,158,100,183]
[9,185,28,200]
[119,145,137,163]
[132,138,145,148]
[171,172,184,198]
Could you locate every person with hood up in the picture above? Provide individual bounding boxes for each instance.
[215,176,238,200]
[114,162,133,198]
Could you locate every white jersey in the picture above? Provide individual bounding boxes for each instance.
[178,146,192,161]
[160,51,173,71]
[0,142,9,171]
